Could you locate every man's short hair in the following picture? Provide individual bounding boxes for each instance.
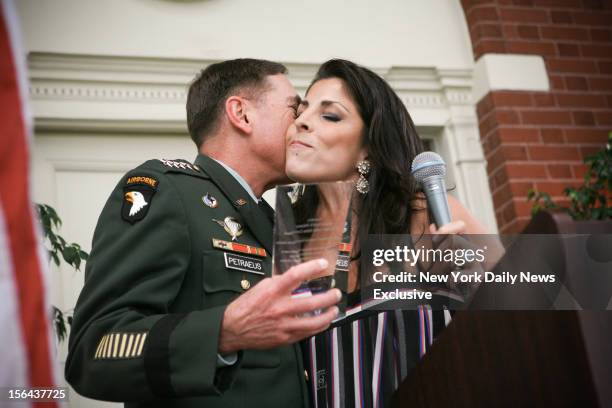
[186,58,287,147]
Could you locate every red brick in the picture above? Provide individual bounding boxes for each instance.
[535,181,581,196]
[520,110,573,125]
[473,23,504,39]
[541,128,565,143]
[547,59,598,74]
[595,111,612,125]
[509,181,535,196]
[549,75,565,90]
[565,76,588,90]
[572,111,596,126]
[573,164,588,178]
[482,133,502,156]
[500,203,518,226]
[590,28,612,42]
[498,128,541,143]
[514,200,535,217]
[511,0,535,5]
[533,92,557,106]
[556,93,607,108]
[496,109,521,124]
[607,95,612,107]
[565,128,609,142]
[581,145,605,157]
[499,8,549,23]
[517,25,540,39]
[491,167,510,190]
[487,148,506,173]
[588,77,612,91]
[515,218,532,233]
[506,41,557,56]
[583,0,608,9]
[580,44,612,59]
[533,0,583,7]
[488,144,530,167]
[479,112,499,138]
[477,93,495,117]
[548,164,573,178]
[467,5,500,25]
[541,26,589,41]
[557,43,580,57]
[598,61,612,75]
[493,185,513,208]
[491,91,533,106]
[550,10,573,23]
[506,163,548,178]
[502,25,519,39]
[474,40,507,57]
[528,145,580,160]
[573,11,612,26]
[462,0,496,9]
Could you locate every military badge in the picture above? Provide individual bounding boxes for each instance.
[202,193,218,208]
[212,238,267,257]
[212,217,243,241]
[159,158,199,172]
[94,331,148,360]
[122,176,158,224]
[235,198,248,207]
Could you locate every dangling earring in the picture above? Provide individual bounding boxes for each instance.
[356,160,371,194]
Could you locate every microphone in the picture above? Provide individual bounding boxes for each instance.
[411,151,451,227]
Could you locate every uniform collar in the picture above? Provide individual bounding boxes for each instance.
[210,158,258,203]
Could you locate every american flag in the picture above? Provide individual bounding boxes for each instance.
[0,0,59,406]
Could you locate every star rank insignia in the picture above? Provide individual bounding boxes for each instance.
[159,159,200,172]
[122,176,158,224]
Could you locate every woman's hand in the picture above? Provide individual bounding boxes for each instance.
[429,220,467,236]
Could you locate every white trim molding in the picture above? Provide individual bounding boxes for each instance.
[28,52,498,231]
[473,53,550,103]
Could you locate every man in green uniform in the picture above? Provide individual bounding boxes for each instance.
[65,59,341,407]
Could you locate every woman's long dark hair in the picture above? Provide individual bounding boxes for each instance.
[295,59,426,288]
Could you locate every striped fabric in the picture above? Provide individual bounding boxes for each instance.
[0,0,59,404]
[303,306,450,408]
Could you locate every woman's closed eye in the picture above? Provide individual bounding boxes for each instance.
[322,113,340,122]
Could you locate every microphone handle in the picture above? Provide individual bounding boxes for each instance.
[422,176,451,227]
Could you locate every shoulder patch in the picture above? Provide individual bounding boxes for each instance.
[122,175,158,224]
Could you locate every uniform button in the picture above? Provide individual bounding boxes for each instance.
[304,370,309,382]
[241,279,251,290]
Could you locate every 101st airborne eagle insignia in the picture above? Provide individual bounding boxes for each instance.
[122,175,158,224]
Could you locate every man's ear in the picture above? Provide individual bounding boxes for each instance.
[225,96,252,134]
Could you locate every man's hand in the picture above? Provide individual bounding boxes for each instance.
[218,259,341,354]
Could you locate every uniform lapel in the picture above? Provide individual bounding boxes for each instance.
[195,155,273,254]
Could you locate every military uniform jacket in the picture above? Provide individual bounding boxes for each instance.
[66,154,309,407]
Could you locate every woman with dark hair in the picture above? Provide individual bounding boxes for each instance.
[285,59,488,407]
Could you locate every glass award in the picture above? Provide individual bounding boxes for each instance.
[272,181,354,314]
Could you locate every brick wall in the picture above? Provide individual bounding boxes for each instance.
[461,0,612,232]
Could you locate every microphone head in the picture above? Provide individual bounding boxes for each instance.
[411,151,446,183]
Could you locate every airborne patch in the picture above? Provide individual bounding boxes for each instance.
[122,176,158,224]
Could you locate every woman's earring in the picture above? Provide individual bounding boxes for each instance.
[356,160,371,194]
